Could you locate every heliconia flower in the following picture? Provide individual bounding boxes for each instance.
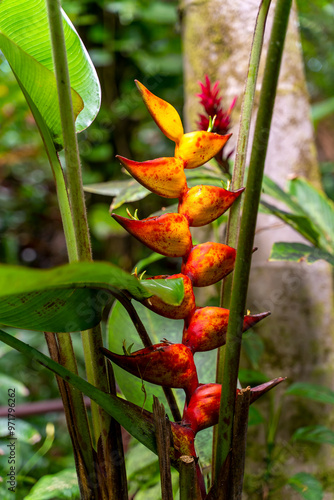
[182,307,271,353]
[174,131,231,169]
[135,80,184,143]
[181,242,236,287]
[182,378,286,434]
[112,212,192,258]
[197,75,236,136]
[101,343,199,402]
[117,156,187,199]
[178,185,244,226]
[142,273,196,320]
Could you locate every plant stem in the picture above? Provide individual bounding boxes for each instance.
[214,0,292,482]
[45,0,119,486]
[213,0,272,472]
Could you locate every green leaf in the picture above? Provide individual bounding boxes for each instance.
[0,374,29,405]
[269,242,334,266]
[285,382,334,405]
[238,369,268,386]
[108,301,184,416]
[311,96,334,124]
[0,329,158,455]
[248,406,264,426]
[262,175,304,214]
[0,418,41,444]
[0,262,184,332]
[24,468,79,500]
[288,177,334,251]
[84,179,151,208]
[260,201,321,246]
[292,425,334,446]
[0,0,100,149]
[288,472,323,500]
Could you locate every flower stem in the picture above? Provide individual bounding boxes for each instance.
[213,0,272,473]
[214,0,292,482]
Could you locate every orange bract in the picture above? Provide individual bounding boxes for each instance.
[117,156,187,199]
[178,185,244,226]
[112,212,192,258]
[175,131,231,169]
[135,80,184,142]
[183,307,271,352]
[181,242,236,287]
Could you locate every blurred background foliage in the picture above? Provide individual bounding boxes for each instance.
[0,0,333,497]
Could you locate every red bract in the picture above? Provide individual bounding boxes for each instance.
[182,378,286,434]
[181,242,236,287]
[142,273,196,320]
[178,185,244,227]
[117,156,187,199]
[112,212,192,258]
[182,307,271,352]
[101,343,199,402]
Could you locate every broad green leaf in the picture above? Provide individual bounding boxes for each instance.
[288,177,334,252]
[285,382,334,405]
[292,425,334,446]
[24,468,79,500]
[260,201,321,247]
[0,0,101,148]
[0,262,184,332]
[84,179,151,208]
[238,369,268,386]
[107,300,184,416]
[269,242,334,266]
[262,175,304,214]
[288,472,323,500]
[248,406,264,426]
[0,329,158,455]
[242,331,265,370]
[0,418,41,445]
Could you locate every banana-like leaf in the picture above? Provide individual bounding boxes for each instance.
[0,0,101,149]
[0,262,184,332]
[0,329,157,455]
[269,242,334,266]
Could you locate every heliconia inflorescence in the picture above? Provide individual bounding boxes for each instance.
[105,79,283,464]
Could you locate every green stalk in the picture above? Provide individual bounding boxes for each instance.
[214,0,292,481]
[213,0,272,472]
[45,0,118,484]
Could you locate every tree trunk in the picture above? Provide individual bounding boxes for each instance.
[181,0,334,497]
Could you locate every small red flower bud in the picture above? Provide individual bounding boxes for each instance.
[175,131,231,169]
[181,242,236,287]
[135,80,184,142]
[170,423,196,458]
[117,156,187,199]
[112,212,192,258]
[142,273,196,320]
[182,307,270,352]
[101,343,199,402]
[178,185,244,226]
